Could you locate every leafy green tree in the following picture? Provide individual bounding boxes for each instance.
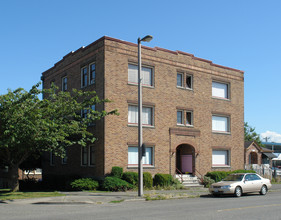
[0,83,117,191]
[244,122,263,146]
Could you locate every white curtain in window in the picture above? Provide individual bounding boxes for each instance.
[128,147,138,164]
[212,116,228,132]
[142,107,152,125]
[212,150,228,165]
[128,64,138,83]
[142,67,152,86]
[128,106,152,125]
[212,82,228,98]
[128,106,138,123]
[143,147,152,165]
[128,64,152,86]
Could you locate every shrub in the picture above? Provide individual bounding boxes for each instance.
[205,171,230,182]
[19,178,43,191]
[111,166,123,178]
[143,172,153,189]
[102,177,133,191]
[231,169,255,174]
[153,174,173,187]
[43,175,81,191]
[70,178,99,191]
[202,176,215,188]
[122,172,138,186]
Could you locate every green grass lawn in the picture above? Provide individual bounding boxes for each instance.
[0,190,64,201]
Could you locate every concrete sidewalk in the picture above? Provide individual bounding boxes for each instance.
[2,184,281,205]
[1,187,209,205]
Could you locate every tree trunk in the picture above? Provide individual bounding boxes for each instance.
[7,165,19,192]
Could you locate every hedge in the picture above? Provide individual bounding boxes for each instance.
[153,174,173,187]
[143,172,153,189]
[111,166,123,178]
[70,178,99,191]
[122,172,138,186]
[102,177,133,191]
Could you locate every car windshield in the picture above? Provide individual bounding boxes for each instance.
[223,174,244,181]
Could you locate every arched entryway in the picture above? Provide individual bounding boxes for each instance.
[176,144,195,175]
[249,152,258,164]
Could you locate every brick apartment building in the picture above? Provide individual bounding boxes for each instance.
[41,36,244,180]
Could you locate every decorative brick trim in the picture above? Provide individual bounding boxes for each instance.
[127,142,155,146]
[169,128,200,137]
[176,106,193,111]
[127,100,155,106]
[211,146,231,149]
[212,111,231,116]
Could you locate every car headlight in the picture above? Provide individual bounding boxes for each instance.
[221,185,231,189]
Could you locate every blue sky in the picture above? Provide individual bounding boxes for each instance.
[1,0,281,141]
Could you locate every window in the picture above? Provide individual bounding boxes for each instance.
[81,105,95,118]
[212,115,230,133]
[186,75,192,89]
[81,146,95,166]
[212,150,230,166]
[81,67,88,88]
[128,64,153,86]
[50,152,54,166]
[62,149,67,164]
[128,105,153,126]
[186,111,193,126]
[128,146,153,166]
[177,110,193,126]
[89,63,96,85]
[177,73,183,87]
[177,110,183,125]
[62,76,67,91]
[212,81,229,99]
[177,73,193,89]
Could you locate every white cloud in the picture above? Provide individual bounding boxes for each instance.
[260,131,281,143]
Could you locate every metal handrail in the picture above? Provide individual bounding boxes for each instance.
[176,168,184,183]
[195,168,204,184]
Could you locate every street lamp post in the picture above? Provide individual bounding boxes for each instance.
[138,35,153,197]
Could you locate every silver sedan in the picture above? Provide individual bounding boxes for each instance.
[209,173,272,197]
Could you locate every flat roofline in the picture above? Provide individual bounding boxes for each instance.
[42,36,244,76]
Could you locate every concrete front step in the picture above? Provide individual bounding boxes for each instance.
[175,174,202,187]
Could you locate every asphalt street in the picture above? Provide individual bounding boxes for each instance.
[1,187,281,220]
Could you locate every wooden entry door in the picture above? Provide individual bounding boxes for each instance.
[181,155,193,173]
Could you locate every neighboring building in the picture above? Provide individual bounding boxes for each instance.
[263,142,281,168]
[244,141,276,167]
[41,36,245,181]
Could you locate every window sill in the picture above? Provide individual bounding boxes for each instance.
[212,131,231,135]
[212,97,230,102]
[177,124,194,128]
[127,165,155,169]
[212,165,231,168]
[176,86,193,91]
[128,124,155,129]
[128,82,154,89]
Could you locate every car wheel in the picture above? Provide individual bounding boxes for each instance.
[212,193,220,197]
[260,185,267,195]
[234,186,242,197]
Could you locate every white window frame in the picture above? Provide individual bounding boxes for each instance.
[128,105,154,127]
[89,62,96,85]
[212,115,230,133]
[61,76,67,91]
[186,74,193,90]
[177,110,184,125]
[177,73,184,88]
[81,66,88,88]
[128,146,154,167]
[185,111,193,126]
[128,63,154,87]
[212,81,229,100]
[177,109,193,127]
[212,150,230,167]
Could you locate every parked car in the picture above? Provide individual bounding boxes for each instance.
[209,173,272,197]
